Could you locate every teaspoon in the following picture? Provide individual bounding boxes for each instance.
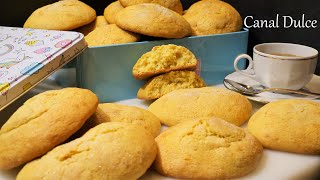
[223,79,320,98]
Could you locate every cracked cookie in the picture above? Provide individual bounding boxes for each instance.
[149,87,252,126]
[132,44,197,80]
[0,88,98,170]
[17,122,157,180]
[248,99,320,155]
[137,70,206,100]
[154,118,263,179]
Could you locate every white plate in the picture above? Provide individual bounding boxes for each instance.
[225,71,320,104]
[0,81,320,180]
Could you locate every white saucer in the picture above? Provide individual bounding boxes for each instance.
[225,71,320,104]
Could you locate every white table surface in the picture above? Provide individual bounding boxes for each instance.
[0,69,319,180]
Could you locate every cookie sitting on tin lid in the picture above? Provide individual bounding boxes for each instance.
[24,0,96,30]
[85,24,140,47]
[76,15,108,36]
[132,44,198,80]
[183,0,242,36]
[118,0,183,15]
[115,3,191,38]
[137,70,206,100]
[103,1,124,24]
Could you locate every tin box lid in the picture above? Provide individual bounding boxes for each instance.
[0,26,87,111]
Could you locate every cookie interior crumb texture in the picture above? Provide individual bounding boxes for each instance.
[132,44,197,80]
[137,70,206,100]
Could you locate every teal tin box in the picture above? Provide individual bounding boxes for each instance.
[77,29,249,102]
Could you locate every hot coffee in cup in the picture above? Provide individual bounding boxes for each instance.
[234,43,318,90]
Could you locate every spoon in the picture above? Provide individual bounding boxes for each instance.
[223,79,320,98]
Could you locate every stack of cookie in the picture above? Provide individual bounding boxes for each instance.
[132,44,206,100]
[146,86,264,179]
[0,88,161,180]
[23,0,243,47]
[147,87,320,179]
[1,87,319,179]
[104,0,243,38]
[82,0,190,46]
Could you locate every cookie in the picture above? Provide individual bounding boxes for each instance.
[119,0,183,14]
[84,24,140,47]
[24,0,96,30]
[88,103,161,137]
[155,118,263,179]
[103,1,124,24]
[149,87,252,126]
[76,15,108,36]
[115,3,191,38]
[137,70,206,100]
[183,0,242,35]
[132,44,197,80]
[248,99,320,154]
[0,88,98,170]
[17,122,157,180]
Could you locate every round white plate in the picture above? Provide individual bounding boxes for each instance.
[224,71,320,104]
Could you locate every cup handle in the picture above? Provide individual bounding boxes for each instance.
[234,54,255,78]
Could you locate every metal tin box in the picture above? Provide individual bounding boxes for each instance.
[0,26,86,110]
[77,29,249,102]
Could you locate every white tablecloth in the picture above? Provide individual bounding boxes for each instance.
[1,69,319,180]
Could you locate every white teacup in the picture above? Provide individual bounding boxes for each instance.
[234,43,318,90]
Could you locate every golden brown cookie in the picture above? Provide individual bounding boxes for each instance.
[248,99,320,155]
[137,70,206,100]
[0,88,98,170]
[76,15,108,36]
[84,24,140,47]
[103,1,124,24]
[149,87,252,126]
[183,0,242,35]
[115,3,191,38]
[17,122,157,180]
[88,103,161,137]
[132,44,197,80]
[155,118,263,179]
[24,0,96,30]
[119,0,183,14]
